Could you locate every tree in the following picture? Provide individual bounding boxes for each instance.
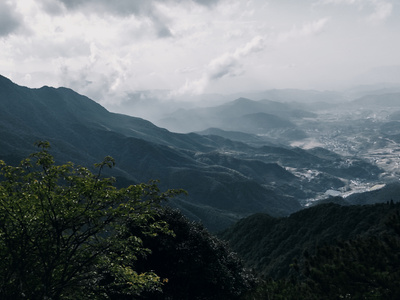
[240,203,400,300]
[0,142,182,299]
[132,208,257,300]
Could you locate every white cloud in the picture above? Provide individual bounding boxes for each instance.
[317,0,393,22]
[277,18,330,43]
[173,36,264,96]
[367,0,392,22]
[1,0,399,107]
[54,41,134,104]
[319,0,360,4]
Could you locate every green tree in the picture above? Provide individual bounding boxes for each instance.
[240,204,400,300]
[0,142,182,299]
[132,208,257,300]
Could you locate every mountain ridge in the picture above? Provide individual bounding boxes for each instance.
[220,201,400,279]
[0,75,307,230]
[0,75,384,230]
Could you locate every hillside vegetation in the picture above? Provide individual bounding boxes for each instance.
[221,201,400,299]
[0,145,256,299]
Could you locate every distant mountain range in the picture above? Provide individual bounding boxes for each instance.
[0,75,385,230]
[157,97,314,137]
[105,88,343,122]
[351,93,400,108]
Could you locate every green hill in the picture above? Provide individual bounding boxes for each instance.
[220,202,400,279]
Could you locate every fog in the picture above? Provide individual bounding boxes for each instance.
[103,82,400,133]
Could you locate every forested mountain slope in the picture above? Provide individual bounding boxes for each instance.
[0,75,383,230]
[0,75,301,230]
[221,202,400,279]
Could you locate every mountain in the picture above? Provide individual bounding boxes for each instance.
[389,111,400,120]
[344,83,400,100]
[196,128,278,147]
[156,97,312,140]
[107,89,341,125]
[220,202,400,279]
[228,89,344,104]
[0,75,384,230]
[237,112,295,132]
[351,93,400,107]
[345,182,400,205]
[0,75,304,230]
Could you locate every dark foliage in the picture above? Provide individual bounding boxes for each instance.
[130,208,257,300]
[0,143,181,299]
[224,202,400,299]
[221,202,400,279]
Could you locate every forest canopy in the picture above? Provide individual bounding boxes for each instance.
[0,142,182,299]
[0,142,255,300]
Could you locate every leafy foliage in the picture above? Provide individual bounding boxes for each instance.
[0,142,182,299]
[297,210,400,299]
[245,209,400,299]
[131,208,257,300]
[221,203,400,278]
[224,202,400,299]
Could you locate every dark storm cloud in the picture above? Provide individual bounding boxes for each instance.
[0,1,22,37]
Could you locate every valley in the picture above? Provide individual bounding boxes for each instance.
[1,74,400,298]
[151,91,400,208]
[289,102,400,203]
[1,74,400,231]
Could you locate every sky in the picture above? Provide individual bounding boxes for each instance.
[1,0,400,107]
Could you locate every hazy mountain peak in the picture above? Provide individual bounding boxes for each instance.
[225,97,258,107]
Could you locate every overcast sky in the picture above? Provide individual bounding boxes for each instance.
[1,0,400,106]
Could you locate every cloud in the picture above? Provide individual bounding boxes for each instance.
[3,0,398,105]
[0,1,22,37]
[367,0,392,22]
[172,17,331,97]
[192,0,221,7]
[52,0,221,15]
[38,0,64,14]
[48,0,172,38]
[208,36,264,80]
[277,18,330,43]
[39,0,222,38]
[49,40,134,104]
[319,0,361,4]
[317,0,393,22]
[173,36,264,96]
[56,0,151,16]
